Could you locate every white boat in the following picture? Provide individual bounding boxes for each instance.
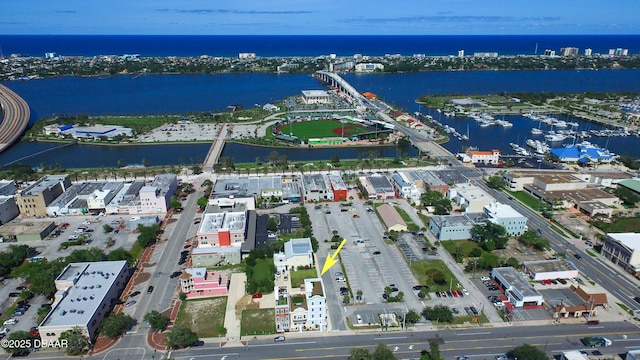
[545,133,566,142]
[530,128,543,135]
[553,120,568,129]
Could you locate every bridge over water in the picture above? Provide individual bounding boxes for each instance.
[0,84,30,154]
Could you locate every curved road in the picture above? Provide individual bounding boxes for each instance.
[0,84,30,153]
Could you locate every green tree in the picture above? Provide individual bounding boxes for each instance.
[66,248,105,263]
[614,187,640,205]
[405,310,421,324]
[471,222,509,250]
[396,135,412,157]
[191,165,202,175]
[218,325,228,336]
[420,190,452,215]
[165,325,198,349]
[4,331,33,357]
[107,247,133,264]
[422,305,453,323]
[349,347,373,360]
[103,224,114,233]
[59,327,90,355]
[170,197,182,210]
[266,217,278,231]
[518,230,549,251]
[507,344,548,360]
[144,310,169,332]
[100,313,136,338]
[197,196,209,209]
[372,343,398,360]
[429,340,442,360]
[487,174,507,189]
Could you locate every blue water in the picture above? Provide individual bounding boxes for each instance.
[2,62,640,166]
[1,35,639,57]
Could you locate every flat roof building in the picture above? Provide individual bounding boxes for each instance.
[301,174,333,202]
[39,260,129,343]
[428,212,487,241]
[301,90,331,104]
[491,267,543,308]
[17,175,71,218]
[448,184,493,213]
[0,195,19,226]
[602,232,640,276]
[328,175,347,201]
[274,238,314,272]
[139,174,178,213]
[523,259,579,281]
[484,202,528,236]
[213,176,283,199]
[377,204,408,232]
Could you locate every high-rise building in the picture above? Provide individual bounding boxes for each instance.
[584,48,592,56]
[544,49,556,57]
[458,49,465,58]
[560,47,579,57]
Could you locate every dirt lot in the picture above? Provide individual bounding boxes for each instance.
[175,297,228,337]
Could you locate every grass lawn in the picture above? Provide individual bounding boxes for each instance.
[174,297,227,338]
[451,313,490,325]
[290,268,318,288]
[441,240,484,261]
[248,258,275,293]
[506,190,545,209]
[93,116,178,133]
[410,260,460,292]
[593,217,640,233]
[277,119,370,141]
[241,308,275,336]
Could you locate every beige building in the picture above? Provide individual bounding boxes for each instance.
[16,175,71,218]
[377,204,408,232]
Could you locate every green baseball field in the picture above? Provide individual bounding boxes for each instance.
[276,119,371,140]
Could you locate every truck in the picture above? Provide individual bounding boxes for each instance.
[581,336,612,347]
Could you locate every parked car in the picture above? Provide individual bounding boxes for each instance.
[15,286,27,291]
[352,214,360,218]
[587,320,600,325]
[125,300,137,307]
[147,286,154,294]
[557,278,567,285]
[130,291,141,297]
[190,340,204,347]
[3,319,18,326]
[274,336,285,342]
[412,285,423,291]
[372,251,381,255]
[252,293,263,299]
[170,271,182,279]
[480,276,491,281]
[8,292,19,297]
[184,244,191,249]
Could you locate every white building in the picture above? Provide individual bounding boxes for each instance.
[354,63,384,72]
[139,174,178,213]
[38,261,129,343]
[274,238,314,272]
[448,184,493,213]
[484,202,528,236]
[523,259,579,281]
[301,90,331,104]
[491,267,544,308]
[303,278,327,331]
[458,149,500,164]
[86,182,123,210]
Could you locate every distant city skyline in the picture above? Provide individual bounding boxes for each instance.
[2,0,639,36]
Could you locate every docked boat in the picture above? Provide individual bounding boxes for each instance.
[530,128,543,135]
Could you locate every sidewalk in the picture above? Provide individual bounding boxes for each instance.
[222,273,248,347]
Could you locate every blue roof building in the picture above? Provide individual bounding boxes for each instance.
[549,142,617,163]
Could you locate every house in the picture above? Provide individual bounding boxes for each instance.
[274,238,314,272]
[179,268,229,299]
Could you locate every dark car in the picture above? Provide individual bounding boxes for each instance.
[190,340,204,347]
[147,286,154,294]
[130,291,141,297]
[557,278,567,285]
[587,320,600,325]
[382,293,389,300]
[8,292,19,297]
[633,296,640,304]
[574,253,582,260]
[592,350,603,356]
[170,271,182,279]
[412,285,423,291]
[373,251,381,255]
[16,286,27,291]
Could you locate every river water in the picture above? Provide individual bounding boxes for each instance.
[2,69,640,168]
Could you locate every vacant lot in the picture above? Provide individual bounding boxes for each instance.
[174,297,227,338]
[240,308,275,336]
[290,268,317,288]
[410,260,460,292]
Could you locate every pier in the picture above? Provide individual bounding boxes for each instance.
[202,123,230,172]
[0,84,30,154]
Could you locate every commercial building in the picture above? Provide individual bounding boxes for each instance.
[359,175,395,199]
[105,180,145,215]
[491,267,544,308]
[297,278,328,331]
[560,47,579,56]
[523,259,579,281]
[428,212,487,241]
[354,63,384,72]
[274,238,314,272]
[301,174,333,202]
[179,268,229,299]
[457,149,500,164]
[390,172,422,200]
[212,176,284,200]
[16,175,71,218]
[601,232,640,276]
[484,202,528,236]
[125,215,160,229]
[0,221,56,241]
[197,203,248,247]
[38,260,129,344]
[376,204,408,232]
[43,124,134,140]
[139,174,178,213]
[191,246,242,267]
[328,175,347,201]
[86,182,124,210]
[0,196,19,225]
[447,184,493,213]
[549,143,617,163]
[301,90,331,104]
[627,350,640,360]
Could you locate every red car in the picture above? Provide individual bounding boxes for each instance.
[252,293,262,299]
[183,244,191,249]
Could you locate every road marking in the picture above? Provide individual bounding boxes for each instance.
[249,341,316,348]
[178,353,239,359]
[587,326,604,329]
[378,336,407,340]
[456,332,492,336]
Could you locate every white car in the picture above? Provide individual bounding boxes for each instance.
[480,276,491,281]
[3,319,17,326]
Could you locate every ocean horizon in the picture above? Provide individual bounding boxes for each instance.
[1,34,639,58]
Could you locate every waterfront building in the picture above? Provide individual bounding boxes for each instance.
[329,61,354,72]
[274,237,314,272]
[584,48,592,56]
[238,53,256,59]
[473,52,498,58]
[457,149,500,165]
[560,47,579,57]
[179,268,229,299]
[549,143,617,164]
[301,174,333,202]
[601,233,640,276]
[16,175,71,218]
[139,174,178,213]
[354,63,384,72]
[376,204,408,232]
[457,50,464,58]
[543,49,556,57]
[213,176,284,201]
[301,90,331,104]
[38,260,129,344]
[491,267,544,308]
[484,202,528,236]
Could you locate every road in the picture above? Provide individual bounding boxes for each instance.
[0,84,30,153]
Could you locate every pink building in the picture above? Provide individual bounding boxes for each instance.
[179,268,229,299]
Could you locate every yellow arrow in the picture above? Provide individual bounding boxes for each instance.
[321,238,347,276]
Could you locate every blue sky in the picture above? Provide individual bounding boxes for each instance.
[2,0,639,35]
